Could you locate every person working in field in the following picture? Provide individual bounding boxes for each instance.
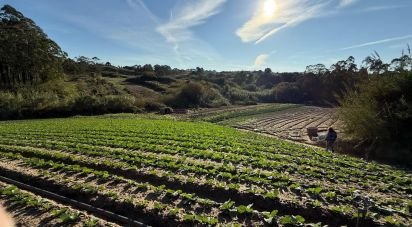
[325,128,337,152]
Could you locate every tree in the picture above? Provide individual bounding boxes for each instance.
[363,52,389,75]
[142,64,154,72]
[91,57,100,64]
[154,64,172,76]
[195,67,204,75]
[340,72,412,165]
[256,68,278,88]
[391,46,412,73]
[330,56,358,73]
[0,4,66,89]
[305,64,329,76]
[166,82,206,108]
[74,56,100,75]
[272,82,302,103]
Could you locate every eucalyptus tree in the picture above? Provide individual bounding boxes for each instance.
[363,52,389,75]
[0,4,66,89]
[305,64,329,76]
[391,45,412,73]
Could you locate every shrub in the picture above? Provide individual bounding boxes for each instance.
[73,95,137,115]
[0,80,77,119]
[0,91,23,119]
[272,82,302,103]
[144,101,167,112]
[165,82,229,108]
[165,82,206,108]
[340,72,412,166]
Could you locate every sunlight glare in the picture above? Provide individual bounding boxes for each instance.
[263,0,277,17]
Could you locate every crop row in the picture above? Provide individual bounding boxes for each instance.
[1,128,402,181]
[0,182,114,226]
[0,135,410,214]
[0,153,329,226]
[0,133,410,198]
[0,117,410,226]
[0,144,405,226]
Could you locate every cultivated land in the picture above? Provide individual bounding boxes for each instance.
[190,104,342,146]
[233,106,343,143]
[0,116,411,226]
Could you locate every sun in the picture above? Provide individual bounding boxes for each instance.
[263,0,277,17]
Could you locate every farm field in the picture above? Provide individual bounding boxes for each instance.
[232,106,343,143]
[189,103,299,125]
[0,116,411,226]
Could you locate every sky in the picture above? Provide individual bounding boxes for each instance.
[2,0,412,72]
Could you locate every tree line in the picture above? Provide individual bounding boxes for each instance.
[0,5,66,89]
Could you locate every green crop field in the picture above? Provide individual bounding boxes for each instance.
[0,116,411,226]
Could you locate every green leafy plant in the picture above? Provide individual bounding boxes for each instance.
[307,187,322,195]
[262,210,278,224]
[235,204,254,215]
[220,200,235,211]
[279,215,305,225]
[84,218,99,227]
[264,190,279,199]
[58,211,80,223]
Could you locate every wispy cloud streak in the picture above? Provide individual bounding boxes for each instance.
[157,0,226,43]
[155,0,226,66]
[237,0,360,44]
[126,0,159,24]
[341,35,412,50]
[252,49,277,68]
[237,0,331,44]
[339,0,359,8]
[362,4,410,12]
[253,54,269,68]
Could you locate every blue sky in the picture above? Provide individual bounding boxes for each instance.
[3,0,412,71]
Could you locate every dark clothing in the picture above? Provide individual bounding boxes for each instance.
[326,140,335,152]
[325,131,337,152]
[326,131,337,142]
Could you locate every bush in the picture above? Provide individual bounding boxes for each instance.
[0,80,77,119]
[165,82,206,108]
[272,82,302,103]
[340,72,412,166]
[202,88,230,107]
[0,92,23,119]
[144,101,167,112]
[164,82,228,108]
[0,79,138,119]
[73,95,137,115]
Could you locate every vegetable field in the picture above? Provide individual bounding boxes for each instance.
[234,106,342,143]
[0,116,411,226]
[190,104,298,125]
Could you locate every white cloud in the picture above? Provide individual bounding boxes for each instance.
[157,0,227,43]
[126,0,159,23]
[341,34,412,50]
[362,4,410,12]
[253,54,269,68]
[155,0,226,66]
[339,0,359,8]
[236,0,330,44]
[237,0,362,44]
